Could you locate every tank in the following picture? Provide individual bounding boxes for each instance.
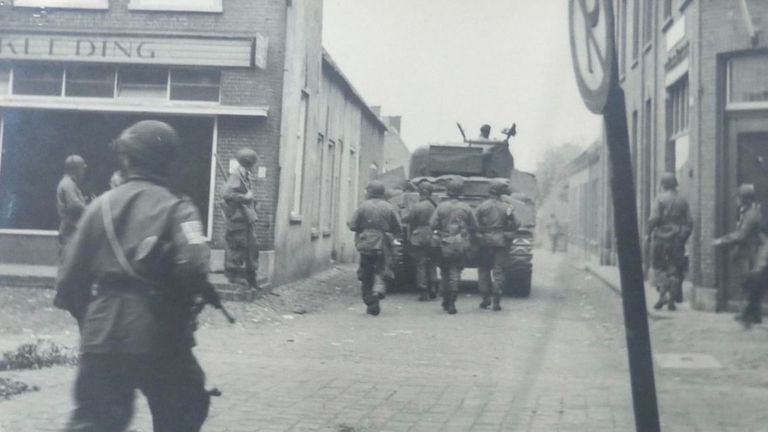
[392,124,537,297]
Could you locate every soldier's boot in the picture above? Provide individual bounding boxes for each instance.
[417,291,430,302]
[653,292,667,310]
[667,298,676,311]
[366,302,381,316]
[429,282,439,299]
[492,295,502,311]
[479,295,491,309]
[446,294,457,315]
[441,295,450,312]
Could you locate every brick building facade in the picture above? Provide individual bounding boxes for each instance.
[570,0,768,311]
[0,0,406,286]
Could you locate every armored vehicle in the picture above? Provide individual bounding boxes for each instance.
[392,124,537,297]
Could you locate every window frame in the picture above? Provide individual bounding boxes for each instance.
[127,0,223,13]
[13,0,108,9]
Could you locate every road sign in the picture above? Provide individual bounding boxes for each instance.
[569,0,615,114]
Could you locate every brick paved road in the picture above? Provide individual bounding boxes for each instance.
[2,253,768,431]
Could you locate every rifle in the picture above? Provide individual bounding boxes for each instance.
[195,281,236,324]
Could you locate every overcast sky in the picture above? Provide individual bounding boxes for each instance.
[322,0,603,172]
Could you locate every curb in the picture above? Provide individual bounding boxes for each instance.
[582,263,663,320]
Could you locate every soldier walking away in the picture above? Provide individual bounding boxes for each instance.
[223,148,260,290]
[348,181,402,316]
[713,184,768,327]
[56,155,88,251]
[430,177,477,314]
[545,213,563,253]
[403,182,438,301]
[647,173,693,311]
[54,120,213,431]
[476,180,520,311]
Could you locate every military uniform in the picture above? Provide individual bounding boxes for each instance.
[716,201,768,324]
[403,194,438,301]
[348,183,402,316]
[55,175,211,432]
[222,165,259,288]
[647,187,693,310]
[476,189,519,310]
[430,185,477,314]
[56,173,87,248]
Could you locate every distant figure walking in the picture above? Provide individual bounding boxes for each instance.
[348,181,402,316]
[545,213,563,253]
[56,155,87,251]
[713,184,768,327]
[647,173,693,311]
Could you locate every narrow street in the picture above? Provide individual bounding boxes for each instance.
[1,252,768,431]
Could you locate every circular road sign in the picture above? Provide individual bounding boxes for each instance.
[569,0,615,114]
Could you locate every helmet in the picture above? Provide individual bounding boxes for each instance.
[418,182,433,195]
[64,155,86,174]
[480,124,491,136]
[737,184,756,201]
[445,177,464,197]
[488,179,508,196]
[235,148,258,168]
[366,180,386,198]
[112,120,179,175]
[660,172,678,190]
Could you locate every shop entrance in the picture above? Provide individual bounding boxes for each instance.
[0,109,214,232]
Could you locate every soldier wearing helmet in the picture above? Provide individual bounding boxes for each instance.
[430,177,478,314]
[56,155,88,249]
[222,147,260,289]
[475,179,519,311]
[348,180,402,316]
[54,120,213,431]
[713,183,768,327]
[403,181,439,301]
[647,172,693,311]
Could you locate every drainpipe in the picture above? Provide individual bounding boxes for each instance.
[738,0,760,47]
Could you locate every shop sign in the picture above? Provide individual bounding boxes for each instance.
[0,33,256,68]
[665,40,689,72]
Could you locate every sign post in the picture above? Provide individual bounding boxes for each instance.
[568,1,661,431]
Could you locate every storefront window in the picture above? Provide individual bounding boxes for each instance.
[13,63,63,96]
[668,75,689,136]
[0,64,9,96]
[128,0,222,12]
[170,69,220,102]
[118,67,168,99]
[13,0,108,9]
[65,65,116,98]
[729,55,768,105]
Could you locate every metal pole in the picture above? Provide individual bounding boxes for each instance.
[603,33,661,431]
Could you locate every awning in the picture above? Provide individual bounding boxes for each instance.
[0,98,269,117]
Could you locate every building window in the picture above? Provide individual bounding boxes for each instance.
[170,69,220,102]
[632,0,640,61]
[118,67,167,99]
[0,64,10,96]
[642,0,653,46]
[728,54,768,105]
[668,75,689,137]
[663,0,673,20]
[620,0,627,76]
[12,63,63,96]
[65,65,115,98]
[312,133,325,229]
[323,140,337,233]
[291,93,309,217]
[13,0,108,9]
[127,0,222,12]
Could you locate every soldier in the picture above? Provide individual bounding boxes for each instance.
[403,182,438,301]
[54,120,212,431]
[223,148,260,290]
[476,180,519,311]
[430,177,477,314]
[545,213,563,253]
[647,173,693,311]
[478,124,492,140]
[56,155,88,250]
[348,181,402,316]
[713,184,768,327]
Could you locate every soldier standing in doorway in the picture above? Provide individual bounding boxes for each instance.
[54,120,212,431]
[647,173,693,311]
[403,182,438,301]
[713,184,768,327]
[476,180,519,311]
[56,155,88,251]
[348,181,402,316]
[223,148,260,290]
[430,177,477,314]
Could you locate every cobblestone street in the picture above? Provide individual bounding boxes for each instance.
[1,252,768,431]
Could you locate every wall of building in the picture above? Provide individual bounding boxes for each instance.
[382,116,411,177]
